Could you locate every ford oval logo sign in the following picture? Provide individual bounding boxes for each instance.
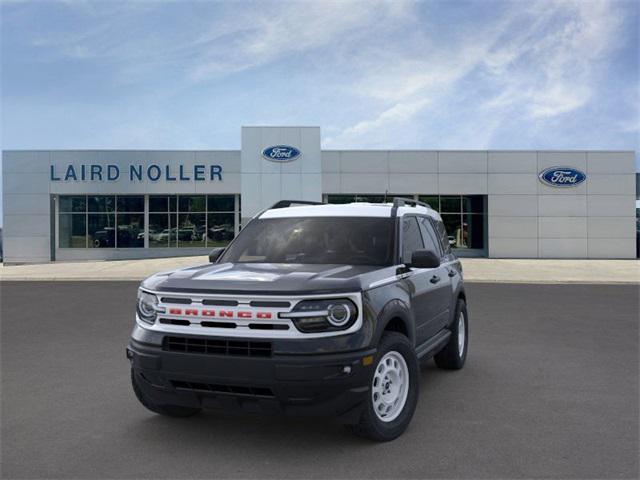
[261,145,301,162]
[538,166,586,188]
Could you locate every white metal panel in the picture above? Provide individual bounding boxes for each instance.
[2,237,50,261]
[3,193,50,215]
[489,195,538,217]
[3,172,50,195]
[280,173,303,200]
[340,151,388,173]
[239,173,262,218]
[538,238,588,258]
[538,217,588,238]
[340,173,389,193]
[438,174,487,194]
[538,195,587,217]
[388,174,438,193]
[388,151,438,173]
[587,174,636,195]
[587,217,636,238]
[321,173,341,193]
[587,238,636,259]
[488,174,538,194]
[488,217,538,238]
[2,151,50,173]
[3,214,50,237]
[321,151,340,172]
[260,173,282,210]
[537,151,587,172]
[587,152,635,174]
[587,195,636,217]
[300,128,322,174]
[300,173,323,201]
[488,151,537,173]
[489,238,538,258]
[195,150,241,173]
[438,151,487,173]
[194,173,241,193]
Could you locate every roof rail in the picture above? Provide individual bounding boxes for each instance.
[391,197,431,217]
[269,200,324,209]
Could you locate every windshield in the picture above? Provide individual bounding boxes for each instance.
[221,217,395,265]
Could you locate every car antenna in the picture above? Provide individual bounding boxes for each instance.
[384,190,388,203]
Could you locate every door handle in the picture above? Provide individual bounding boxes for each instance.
[430,275,440,284]
[448,269,457,277]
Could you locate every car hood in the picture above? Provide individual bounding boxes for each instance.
[141,262,395,295]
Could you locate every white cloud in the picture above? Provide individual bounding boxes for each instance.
[3,0,636,154]
[189,1,412,80]
[325,0,628,147]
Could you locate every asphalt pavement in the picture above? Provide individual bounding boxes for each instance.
[1,282,638,479]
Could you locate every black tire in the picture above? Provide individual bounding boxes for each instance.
[434,298,468,370]
[131,369,201,418]
[347,332,419,442]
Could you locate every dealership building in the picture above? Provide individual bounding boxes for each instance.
[1,126,637,263]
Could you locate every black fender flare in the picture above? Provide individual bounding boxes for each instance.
[372,299,416,347]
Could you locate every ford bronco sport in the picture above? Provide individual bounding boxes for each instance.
[127,198,468,441]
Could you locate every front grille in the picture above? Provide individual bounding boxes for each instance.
[160,297,192,304]
[163,336,272,357]
[171,380,274,397]
[249,300,291,308]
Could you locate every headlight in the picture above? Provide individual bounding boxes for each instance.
[137,290,162,324]
[280,298,358,333]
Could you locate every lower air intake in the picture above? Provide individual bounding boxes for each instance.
[163,336,272,357]
[171,380,274,398]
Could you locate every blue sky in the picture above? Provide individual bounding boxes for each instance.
[1,0,638,223]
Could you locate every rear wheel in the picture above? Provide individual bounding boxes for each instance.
[131,369,201,417]
[347,332,419,442]
[434,298,468,370]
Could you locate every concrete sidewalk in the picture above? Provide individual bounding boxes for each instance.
[0,257,638,284]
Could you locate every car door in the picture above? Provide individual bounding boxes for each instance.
[418,216,453,333]
[400,216,448,345]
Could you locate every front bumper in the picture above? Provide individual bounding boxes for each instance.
[128,335,376,423]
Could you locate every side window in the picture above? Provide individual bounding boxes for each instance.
[431,218,452,255]
[402,217,424,264]
[418,217,442,257]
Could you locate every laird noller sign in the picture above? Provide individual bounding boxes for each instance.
[50,163,223,182]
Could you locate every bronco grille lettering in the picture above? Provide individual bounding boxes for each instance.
[164,307,274,320]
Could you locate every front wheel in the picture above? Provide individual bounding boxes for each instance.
[434,298,468,370]
[347,332,419,442]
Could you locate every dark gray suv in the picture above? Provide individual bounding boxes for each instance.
[127,198,468,441]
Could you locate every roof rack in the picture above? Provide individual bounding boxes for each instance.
[269,200,324,209]
[391,197,431,217]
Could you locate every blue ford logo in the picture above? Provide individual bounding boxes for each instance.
[261,145,301,162]
[538,166,586,187]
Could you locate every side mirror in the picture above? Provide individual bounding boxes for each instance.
[208,247,225,263]
[409,249,440,269]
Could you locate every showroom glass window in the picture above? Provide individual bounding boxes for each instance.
[418,195,486,250]
[59,196,87,247]
[59,195,143,248]
[59,194,238,249]
[326,194,486,252]
[148,195,238,248]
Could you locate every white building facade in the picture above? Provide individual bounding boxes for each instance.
[2,126,637,263]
